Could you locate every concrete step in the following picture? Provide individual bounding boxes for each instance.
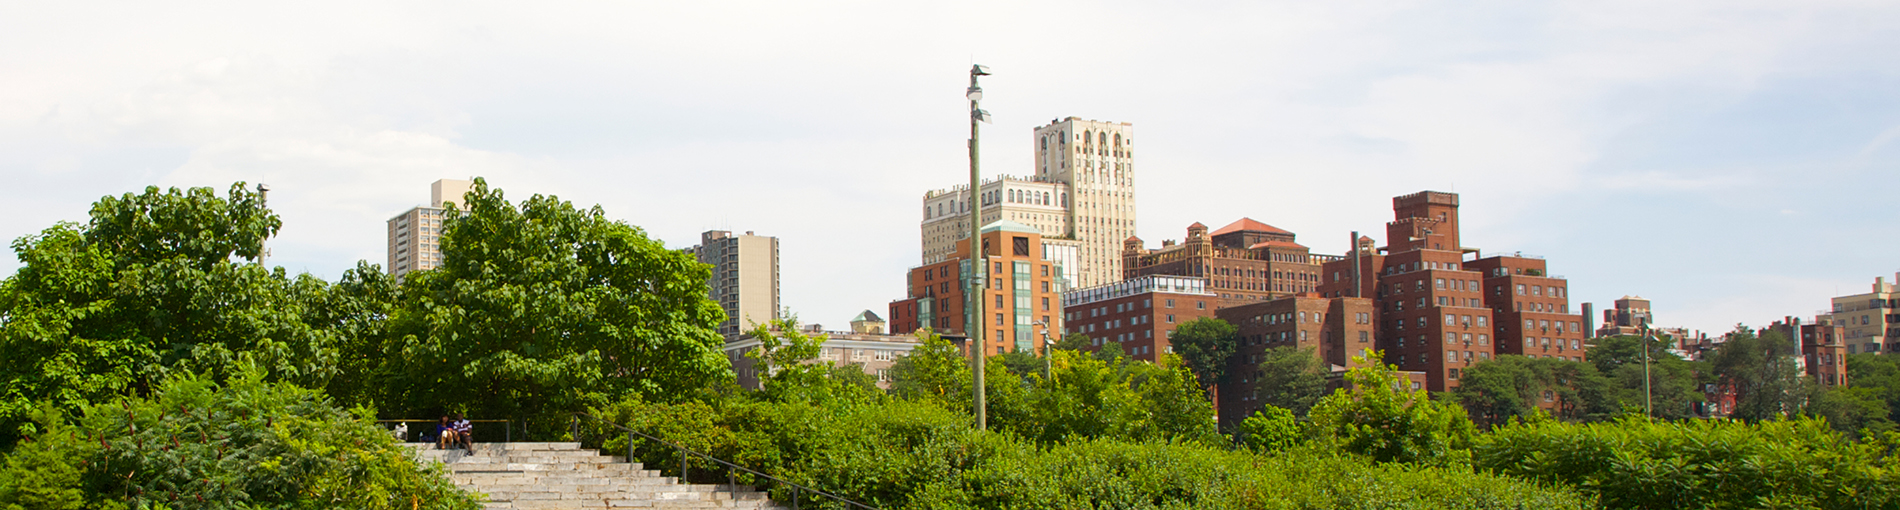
[411,442,789,510]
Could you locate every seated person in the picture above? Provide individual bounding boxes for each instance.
[436,416,458,450]
[392,422,409,442]
[451,414,474,451]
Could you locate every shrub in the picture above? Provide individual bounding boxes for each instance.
[1475,415,1900,509]
[587,395,1589,509]
[0,366,478,510]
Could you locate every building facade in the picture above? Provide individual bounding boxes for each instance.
[692,230,780,338]
[1310,191,1587,392]
[1825,275,1900,354]
[918,117,1135,292]
[1766,317,1849,387]
[725,324,921,390]
[1060,275,1218,362]
[890,220,1065,355]
[386,178,472,279]
[1213,295,1380,428]
[1122,219,1337,308]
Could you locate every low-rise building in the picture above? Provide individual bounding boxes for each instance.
[1825,274,1900,354]
[1060,275,1218,362]
[725,322,922,390]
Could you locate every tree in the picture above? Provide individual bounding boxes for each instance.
[378,178,729,431]
[1236,405,1302,452]
[1848,353,1900,425]
[1169,318,1237,394]
[1253,346,1327,416]
[1586,336,1708,420]
[742,315,882,404]
[1457,355,1615,427]
[0,183,338,447]
[1053,332,1091,352]
[1711,326,1806,421]
[1308,351,1475,465]
[887,331,971,411]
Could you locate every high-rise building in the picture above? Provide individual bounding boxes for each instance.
[692,230,780,338]
[1825,274,1900,354]
[1312,191,1588,392]
[918,117,1133,291]
[889,220,1065,355]
[1595,296,1655,337]
[1214,295,1381,429]
[1121,219,1335,308]
[386,178,472,279]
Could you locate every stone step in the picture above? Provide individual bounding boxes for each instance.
[412,442,789,510]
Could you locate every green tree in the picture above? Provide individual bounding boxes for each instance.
[743,315,881,404]
[1804,385,1894,437]
[1455,355,1612,427]
[1710,326,1805,421]
[1308,351,1475,465]
[1253,345,1327,416]
[1235,405,1302,452]
[380,178,728,431]
[0,183,338,447]
[1052,332,1091,352]
[1169,317,1237,394]
[1587,335,1708,420]
[886,331,971,411]
[1848,353,1900,425]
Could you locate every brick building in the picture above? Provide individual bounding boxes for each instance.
[1121,219,1338,308]
[1313,191,1588,392]
[1212,295,1381,428]
[1060,275,1218,362]
[1766,317,1849,387]
[889,220,1065,356]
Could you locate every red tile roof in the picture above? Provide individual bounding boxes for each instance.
[1248,240,1309,250]
[1212,217,1293,237]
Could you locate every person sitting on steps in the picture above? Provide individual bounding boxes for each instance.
[452,413,473,451]
[435,416,458,450]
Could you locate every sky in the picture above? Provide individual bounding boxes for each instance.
[2,1,1897,335]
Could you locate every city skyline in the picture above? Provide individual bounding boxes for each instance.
[2,2,1898,335]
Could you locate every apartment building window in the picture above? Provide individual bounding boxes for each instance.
[1042,297,1050,311]
[1359,331,1370,342]
[1436,278,1446,289]
[1167,314,1175,323]
[1197,301,1206,310]
[996,313,1005,326]
[1516,284,1527,295]
[1166,299,1175,308]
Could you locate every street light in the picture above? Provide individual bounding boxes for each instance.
[1033,320,1054,380]
[966,64,993,430]
[256,183,271,266]
[1640,319,1654,420]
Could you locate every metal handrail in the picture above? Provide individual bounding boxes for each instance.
[569,412,880,510]
[376,419,513,443]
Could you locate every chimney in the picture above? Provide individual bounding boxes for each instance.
[1582,303,1595,337]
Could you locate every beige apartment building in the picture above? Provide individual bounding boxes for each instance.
[386,178,472,279]
[919,116,1135,292]
[1826,274,1900,354]
[692,230,780,338]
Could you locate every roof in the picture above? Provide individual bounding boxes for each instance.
[981,220,1039,234]
[1248,240,1309,250]
[1212,217,1293,237]
[852,310,884,323]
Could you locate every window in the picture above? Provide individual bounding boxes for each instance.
[996,295,1004,308]
[1418,317,1428,327]
[1166,299,1175,308]
[1516,284,1526,295]
[995,313,1004,326]
[1359,331,1369,342]
[1042,297,1050,311]
[1445,314,1456,325]
[1197,301,1206,310]
[1477,316,1487,327]
[1166,314,1175,323]
[1436,278,1446,289]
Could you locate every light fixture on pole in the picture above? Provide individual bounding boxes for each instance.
[256,183,271,266]
[1641,319,1654,420]
[966,63,992,430]
[1033,320,1053,380]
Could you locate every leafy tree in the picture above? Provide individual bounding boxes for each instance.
[1804,385,1894,437]
[1236,405,1302,452]
[378,178,729,431]
[887,331,972,411]
[1455,355,1613,427]
[743,315,881,405]
[1253,346,1327,416]
[0,183,338,447]
[1052,332,1091,352]
[1710,326,1805,421]
[0,365,476,509]
[994,350,1045,378]
[1587,336,1708,420]
[1848,353,1900,425]
[1169,318,1237,395]
[1308,351,1475,465]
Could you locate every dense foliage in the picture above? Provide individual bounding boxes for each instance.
[1476,416,1900,510]
[0,366,477,510]
[1307,352,1475,465]
[585,394,1591,510]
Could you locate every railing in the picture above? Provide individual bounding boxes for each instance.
[569,413,880,510]
[376,419,513,443]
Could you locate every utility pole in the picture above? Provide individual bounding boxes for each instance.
[1642,319,1654,420]
[966,64,992,430]
[256,183,271,266]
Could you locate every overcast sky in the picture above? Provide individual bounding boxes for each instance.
[3,1,1897,335]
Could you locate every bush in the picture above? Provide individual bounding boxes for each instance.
[1475,415,1900,509]
[0,366,478,510]
[586,395,1590,509]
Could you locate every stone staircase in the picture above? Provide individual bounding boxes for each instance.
[407,442,788,509]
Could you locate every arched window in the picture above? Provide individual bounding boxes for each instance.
[1114,133,1121,147]
[1083,131,1093,148]
[1098,132,1107,146]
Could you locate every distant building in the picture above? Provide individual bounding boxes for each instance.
[1824,274,1900,354]
[724,322,921,390]
[1121,219,1337,308]
[1595,296,1654,337]
[919,116,1134,290]
[386,178,472,280]
[691,230,780,339]
[1060,275,1218,362]
[850,310,887,334]
[889,220,1065,356]
[1308,191,1588,392]
[1213,294,1381,429]
[1766,317,1849,387]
